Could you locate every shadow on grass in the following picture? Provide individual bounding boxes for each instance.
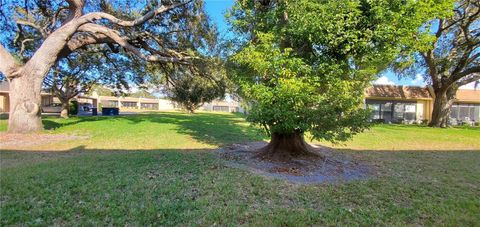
[2,145,479,170]
[1,145,479,226]
[0,146,219,168]
[42,112,266,146]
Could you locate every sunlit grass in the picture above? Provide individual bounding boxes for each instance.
[1,112,479,225]
[321,124,480,151]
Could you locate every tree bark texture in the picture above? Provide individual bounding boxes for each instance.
[8,75,43,133]
[255,131,323,162]
[429,88,456,127]
[60,100,70,119]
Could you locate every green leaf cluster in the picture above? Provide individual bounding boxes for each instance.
[228,0,441,142]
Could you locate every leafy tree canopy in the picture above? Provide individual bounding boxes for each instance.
[148,57,227,113]
[390,0,479,127]
[228,0,447,142]
[128,90,157,99]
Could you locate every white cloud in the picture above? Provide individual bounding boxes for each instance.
[460,81,479,90]
[411,74,426,86]
[373,76,395,85]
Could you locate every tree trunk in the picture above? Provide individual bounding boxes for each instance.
[8,75,43,133]
[255,131,323,162]
[185,103,196,114]
[60,100,70,119]
[429,88,455,128]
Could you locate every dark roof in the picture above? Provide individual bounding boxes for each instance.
[365,85,432,99]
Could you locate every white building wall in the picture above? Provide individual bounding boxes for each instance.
[158,99,176,110]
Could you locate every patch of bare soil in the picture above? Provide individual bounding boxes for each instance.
[0,133,88,150]
[217,141,373,184]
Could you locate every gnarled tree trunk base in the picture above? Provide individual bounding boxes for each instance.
[8,76,43,133]
[255,132,324,162]
[60,102,69,119]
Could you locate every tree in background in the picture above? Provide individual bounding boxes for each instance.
[227,0,443,161]
[44,49,137,118]
[393,0,479,127]
[128,90,157,99]
[165,75,226,113]
[45,60,94,118]
[88,85,114,97]
[152,57,227,113]
[0,0,216,133]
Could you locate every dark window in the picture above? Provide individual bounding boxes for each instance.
[393,103,405,121]
[122,101,137,108]
[366,100,416,123]
[367,103,381,119]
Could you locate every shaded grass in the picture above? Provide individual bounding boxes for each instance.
[1,112,265,151]
[1,112,479,225]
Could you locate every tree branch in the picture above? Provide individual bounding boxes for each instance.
[64,0,85,24]
[453,66,480,82]
[15,19,48,38]
[421,51,439,86]
[77,23,196,64]
[80,0,192,28]
[0,44,21,78]
[456,74,480,87]
[19,38,34,55]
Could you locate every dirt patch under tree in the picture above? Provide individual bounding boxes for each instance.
[217,141,373,184]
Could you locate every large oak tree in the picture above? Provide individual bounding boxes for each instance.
[0,0,215,133]
[394,0,479,127]
[227,0,446,161]
[44,49,137,118]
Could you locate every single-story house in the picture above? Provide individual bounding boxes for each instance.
[365,85,480,124]
[0,81,244,114]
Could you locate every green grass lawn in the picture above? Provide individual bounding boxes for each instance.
[1,112,479,225]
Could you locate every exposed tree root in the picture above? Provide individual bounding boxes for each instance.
[254,132,324,162]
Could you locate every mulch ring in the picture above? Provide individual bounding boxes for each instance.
[217,141,374,184]
[0,132,89,150]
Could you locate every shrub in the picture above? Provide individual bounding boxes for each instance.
[69,100,78,115]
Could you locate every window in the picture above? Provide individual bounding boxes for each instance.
[381,102,393,122]
[365,100,416,123]
[450,106,458,119]
[450,103,480,122]
[393,103,405,122]
[368,104,381,119]
[404,104,416,121]
[392,102,416,122]
[213,106,230,112]
[141,103,158,110]
[366,101,393,122]
[122,101,137,108]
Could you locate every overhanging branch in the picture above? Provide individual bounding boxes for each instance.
[77,23,197,64]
